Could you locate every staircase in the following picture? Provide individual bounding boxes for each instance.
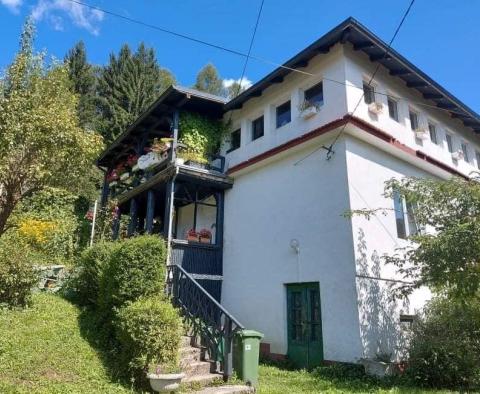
[180,335,253,393]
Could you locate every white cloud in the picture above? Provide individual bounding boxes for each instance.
[0,0,23,13]
[223,77,253,90]
[31,0,104,35]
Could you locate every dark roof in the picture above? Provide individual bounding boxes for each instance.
[97,85,226,166]
[224,17,480,134]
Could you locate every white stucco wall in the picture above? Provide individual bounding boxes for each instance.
[222,44,349,170]
[343,44,480,178]
[221,135,365,362]
[345,136,432,360]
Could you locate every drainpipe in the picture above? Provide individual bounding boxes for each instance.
[165,166,179,266]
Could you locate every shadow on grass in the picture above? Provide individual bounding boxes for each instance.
[259,358,433,394]
[62,291,138,392]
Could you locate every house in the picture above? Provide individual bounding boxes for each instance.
[97,17,480,373]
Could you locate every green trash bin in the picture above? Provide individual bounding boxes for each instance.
[233,329,264,386]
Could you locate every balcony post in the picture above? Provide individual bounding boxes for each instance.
[215,191,224,247]
[145,189,155,234]
[170,109,179,163]
[112,206,120,240]
[127,197,138,237]
[100,171,109,207]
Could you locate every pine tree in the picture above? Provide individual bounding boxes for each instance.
[193,63,224,96]
[64,41,98,130]
[97,43,175,143]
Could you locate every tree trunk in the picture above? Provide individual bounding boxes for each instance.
[0,182,22,237]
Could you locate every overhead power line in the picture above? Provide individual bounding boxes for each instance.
[67,0,471,120]
[295,0,417,165]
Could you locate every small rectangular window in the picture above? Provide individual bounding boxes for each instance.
[276,101,291,128]
[462,142,470,162]
[476,151,480,170]
[304,82,324,107]
[251,115,264,141]
[228,129,241,152]
[409,110,419,130]
[428,123,438,144]
[400,314,416,328]
[387,97,398,121]
[406,201,420,236]
[393,189,407,239]
[446,134,454,153]
[363,82,375,104]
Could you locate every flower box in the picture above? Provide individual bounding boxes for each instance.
[185,160,208,170]
[414,129,428,140]
[147,372,185,393]
[137,152,166,170]
[368,102,384,115]
[360,358,395,378]
[199,236,211,244]
[452,150,464,161]
[198,229,212,244]
[187,235,199,242]
[300,106,319,119]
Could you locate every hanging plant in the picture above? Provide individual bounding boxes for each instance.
[178,112,228,164]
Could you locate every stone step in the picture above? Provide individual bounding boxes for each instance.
[192,385,254,394]
[184,360,215,376]
[182,372,223,388]
[181,336,193,347]
[180,346,203,362]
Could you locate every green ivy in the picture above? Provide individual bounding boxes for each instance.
[178,111,228,163]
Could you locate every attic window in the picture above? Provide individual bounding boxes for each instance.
[228,129,241,152]
[400,314,416,328]
[276,101,291,128]
[363,82,375,104]
[304,82,324,107]
[252,115,264,141]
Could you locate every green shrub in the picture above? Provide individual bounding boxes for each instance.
[116,296,182,378]
[99,235,167,311]
[0,236,38,307]
[406,296,480,390]
[73,241,118,306]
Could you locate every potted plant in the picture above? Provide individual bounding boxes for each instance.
[199,228,212,244]
[298,100,319,119]
[147,362,185,393]
[186,228,198,242]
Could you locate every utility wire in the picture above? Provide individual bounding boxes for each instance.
[233,0,265,99]
[68,0,473,120]
[295,0,416,165]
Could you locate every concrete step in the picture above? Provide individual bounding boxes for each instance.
[184,360,215,376]
[180,346,204,362]
[182,372,223,388]
[181,335,193,347]
[192,385,254,394]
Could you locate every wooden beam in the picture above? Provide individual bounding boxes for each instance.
[423,93,443,100]
[370,53,393,62]
[145,189,155,234]
[127,198,138,237]
[389,69,411,76]
[436,102,456,109]
[271,75,284,83]
[353,41,375,50]
[406,81,428,88]
[293,59,309,68]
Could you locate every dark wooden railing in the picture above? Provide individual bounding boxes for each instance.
[166,264,244,378]
[170,240,222,276]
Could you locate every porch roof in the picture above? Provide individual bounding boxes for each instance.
[97,85,227,167]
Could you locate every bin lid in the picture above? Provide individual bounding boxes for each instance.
[237,329,264,339]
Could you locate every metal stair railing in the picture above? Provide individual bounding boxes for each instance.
[166,264,244,379]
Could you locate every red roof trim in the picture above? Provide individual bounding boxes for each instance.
[227,114,467,179]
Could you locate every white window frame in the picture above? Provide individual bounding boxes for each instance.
[461,141,470,163]
[387,96,399,122]
[428,121,438,145]
[445,133,454,153]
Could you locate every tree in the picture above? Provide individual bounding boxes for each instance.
[0,19,102,237]
[97,43,175,143]
[193,63,223,96]
[350,176,480,300]
[226,80,247,99]
[64,41,98,130]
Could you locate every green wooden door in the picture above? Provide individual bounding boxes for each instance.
[286,283,323,368]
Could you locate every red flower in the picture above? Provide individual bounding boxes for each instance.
[199,228,212,238]
[187,228,198,237]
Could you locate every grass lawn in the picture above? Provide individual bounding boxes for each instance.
[0,293,133,394]
[257,363,453,394]
[0,293,453,394]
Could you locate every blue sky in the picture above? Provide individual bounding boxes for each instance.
[0,0,479,112]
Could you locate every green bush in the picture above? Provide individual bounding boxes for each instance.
[406,296,480,390]
[73,241,118,306]
[99,235,167,312]
[116,296,182,378]
[0,237,38,307]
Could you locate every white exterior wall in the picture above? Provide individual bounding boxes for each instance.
[345,136,432,360]
[222,136,364,362]
[343,44,480,178]
[222,44,348,171]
